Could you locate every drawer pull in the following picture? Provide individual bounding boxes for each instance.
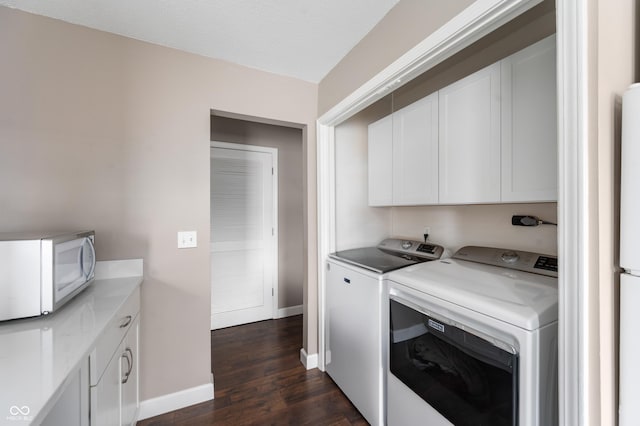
[119,315,132,328]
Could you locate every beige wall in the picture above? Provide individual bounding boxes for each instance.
[596,0,636,424]
[0,5,317,402]
[0,9,128,255]
[318,0,475,116]
[210,116,304,310]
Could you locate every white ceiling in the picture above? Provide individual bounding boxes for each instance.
[0,0,400,83]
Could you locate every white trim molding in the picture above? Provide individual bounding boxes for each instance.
[138,382,214,420]
[315,122,336,372]
[316,0,543,373]
[556,0,592,424]
[299,348,318,370]
[276,304,303,318]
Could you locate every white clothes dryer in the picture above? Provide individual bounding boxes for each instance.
[386,246,558,426]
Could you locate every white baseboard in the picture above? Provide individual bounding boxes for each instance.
[276,304,303,318]
[300,348,318,370]
[138,382,214,420]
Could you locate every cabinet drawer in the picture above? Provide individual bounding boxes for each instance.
[90,287,140,386]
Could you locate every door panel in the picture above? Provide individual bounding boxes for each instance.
[393,92,439,205]
[367,115,393,206]
[501,35,557,202]
[439,63,501,204]
[210,146,275,329]
[120,316,138,426]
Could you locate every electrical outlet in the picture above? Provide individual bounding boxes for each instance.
[177,231,197,248]
[423,226,431,243]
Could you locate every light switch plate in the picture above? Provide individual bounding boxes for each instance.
[177,231,197,248]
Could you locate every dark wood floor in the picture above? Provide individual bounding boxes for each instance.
[137,315,367,425]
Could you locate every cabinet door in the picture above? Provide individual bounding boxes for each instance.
[120,316,139,426]
[90,317,139,426]
[41,363,89,426]
[90,348,121,426]
[439,62,501,204]
[392,92,439,205]
[368,115,393,206]
[501,35,557,202]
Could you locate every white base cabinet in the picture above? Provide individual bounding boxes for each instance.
[0,268,142,426]
[41,365,90,426]
[91,350,121,426]
[121,316,139,426]
[90,287,140,426]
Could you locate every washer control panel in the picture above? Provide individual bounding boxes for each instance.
[377,238,445,261]
[453,246,558,277]
[417,243,439,255]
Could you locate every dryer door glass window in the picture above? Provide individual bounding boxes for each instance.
[389,298,518,426]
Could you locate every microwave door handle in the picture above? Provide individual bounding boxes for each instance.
[84,237,96,279]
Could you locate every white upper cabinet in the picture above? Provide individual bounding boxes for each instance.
[368,93,439,206]
[392,92,439,205]
[438,62,502,204]
[501,34,557,202]
[366,36,557,206]
[367,115,393,206]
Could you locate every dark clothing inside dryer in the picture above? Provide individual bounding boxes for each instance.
[411,333,491,402]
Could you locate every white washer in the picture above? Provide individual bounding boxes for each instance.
[386,246,558,426]
[326,239,444,426]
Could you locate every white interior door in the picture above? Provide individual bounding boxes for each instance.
[210,144,277,330]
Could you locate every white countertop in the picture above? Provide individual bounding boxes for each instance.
[0,259,143,425]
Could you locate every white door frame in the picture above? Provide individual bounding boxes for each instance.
[316,0,589,425]
[210,141,279,323]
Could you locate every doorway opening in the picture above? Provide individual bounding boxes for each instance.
[210,114,305,331]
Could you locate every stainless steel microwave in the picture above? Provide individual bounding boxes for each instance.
[0,230,96,321]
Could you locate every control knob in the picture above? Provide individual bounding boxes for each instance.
[501,251,519,263]
[402,241,413,250]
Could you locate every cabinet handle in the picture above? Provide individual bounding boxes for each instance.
[121,348,134,384]
[121,352,130,384]
[119,315,132,328]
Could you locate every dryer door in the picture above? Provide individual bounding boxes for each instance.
[389,297,518,426]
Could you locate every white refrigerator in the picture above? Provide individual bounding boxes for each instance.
[619,82,640,426]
